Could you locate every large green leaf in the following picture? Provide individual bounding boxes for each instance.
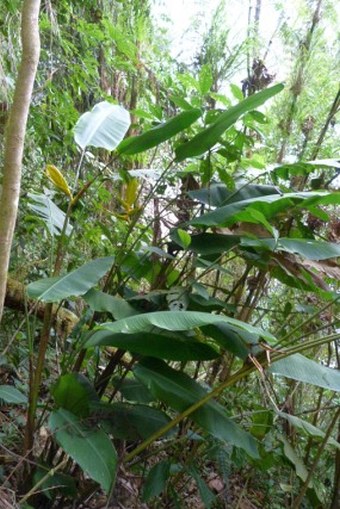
[86,329,219,361]
[134,358,259,458]
[117,109,202,155]
[112,375,155,403]
[74,101,130,150]
[189,183,280,207]
[175,84,284,161]
[0,385,27,404]
[272,159,340,181]
[270,354,340,391]
[178,233,241,256]
[189,191,339,227]
[83,288,137,320]
[278,412,340,450]
[49,409,117,494]
[52,373,98,417]
[27,193,73,237]
[202,323,258,360]
[27,256,114,302]
[241,237,340,260]
[89,310,274,343]
[93,402,173,440]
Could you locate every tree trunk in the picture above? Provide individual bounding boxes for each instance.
[0,0,41,323]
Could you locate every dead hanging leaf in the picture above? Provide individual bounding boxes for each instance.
[45,164,73,199]
[270,252,330,291]
[302,258,340,280]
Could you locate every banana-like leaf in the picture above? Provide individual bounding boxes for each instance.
[87,310,274,343]
[175,84,284,161]
[91,402,173,440]
[27,256,114,302]
[49,409,117,494]
[134,358,259,458]
[189,191,339,227]
[52,373,98,417]
[241,237,340,260]
[278,412,340,450]
[189,183,280,207]
[85,330,219,361]
[74,101,130,150]
[270,354,340,391]
[117,108,202,155]
[170,231,241,256]
[83,288,137,320]
[27,192,73,237]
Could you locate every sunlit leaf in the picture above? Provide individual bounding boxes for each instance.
[27,256,114,302]
[270,354,340,391]
[118,109,202,155]
[74,101,130,150]
[175,84,284,161]
[45,165,73,199]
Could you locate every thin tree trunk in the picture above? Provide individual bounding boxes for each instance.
[277,0,322,163]
[311,85,340,160]
[0,0,41,323]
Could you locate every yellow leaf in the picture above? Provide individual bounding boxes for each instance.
[124,179,138,208]
[45,165,73,199]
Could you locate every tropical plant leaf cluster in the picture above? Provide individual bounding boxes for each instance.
[0,1,339,508]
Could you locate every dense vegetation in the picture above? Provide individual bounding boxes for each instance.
[0,1,339,508]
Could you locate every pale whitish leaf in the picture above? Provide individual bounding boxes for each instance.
[27,193,73,237]
[0,385,27,404]
[27,257,114,302]
[74,102,130,150]
[49,409,117,493]
[270,354,340,391]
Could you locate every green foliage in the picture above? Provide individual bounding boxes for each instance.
[0,385,27,404]
[175,84,284,161]
[27,257,114,302]
[134,358,260,458]
[270,354,340,392]
[49,409,117,494]
[117,108,202,154]
[1,1,340,507]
